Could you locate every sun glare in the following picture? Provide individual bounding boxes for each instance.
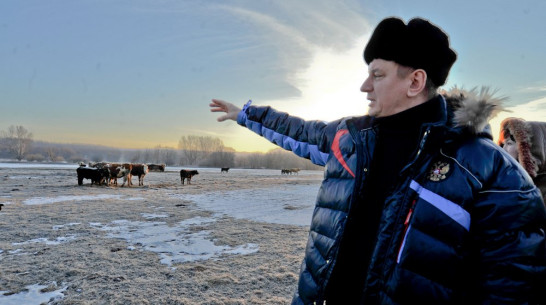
[268,42,369,122]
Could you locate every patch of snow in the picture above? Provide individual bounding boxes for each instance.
[23,194,123,205]
[172,184,319,226]
[52,223,81,230]
[0,162,78,169]
[91,216,258,266]
[126,197,145,201]
[140,213,169,219]
[0,283,67,305]
[13,235,78,246]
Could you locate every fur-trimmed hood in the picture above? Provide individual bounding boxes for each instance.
[498,117,546,178]
[441,86,506,136]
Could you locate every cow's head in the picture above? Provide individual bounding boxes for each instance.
[117,167,130,177]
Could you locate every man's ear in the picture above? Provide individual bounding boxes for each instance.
[407,69,427,97]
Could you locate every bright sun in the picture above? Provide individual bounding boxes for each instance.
[267,43,369,122]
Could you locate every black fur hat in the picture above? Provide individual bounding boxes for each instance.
[364,17,457,87]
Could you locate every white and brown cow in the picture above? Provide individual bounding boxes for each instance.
[105,163,132,186]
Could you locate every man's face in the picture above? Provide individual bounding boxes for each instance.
[361,59,412,118]
[502,137,519,160]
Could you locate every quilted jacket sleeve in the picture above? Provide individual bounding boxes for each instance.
[237,101,340,166]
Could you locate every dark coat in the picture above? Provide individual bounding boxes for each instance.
[237,89,546,305]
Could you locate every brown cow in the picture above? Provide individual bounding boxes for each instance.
[180,169,199,185]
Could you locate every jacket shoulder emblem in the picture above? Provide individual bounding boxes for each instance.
[428,160,451,181]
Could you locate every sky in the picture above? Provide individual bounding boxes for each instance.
[1,0,545,152]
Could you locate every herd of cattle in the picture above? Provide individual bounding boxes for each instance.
[76,164,300,186]
[76,162,166,187]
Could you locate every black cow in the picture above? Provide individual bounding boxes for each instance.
[77,167,109,186]
[147,163,166,172]
[127,164,149,186]
[180,169,199,185]
[221,167,229,173]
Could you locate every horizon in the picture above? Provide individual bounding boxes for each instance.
[2,1,545,152]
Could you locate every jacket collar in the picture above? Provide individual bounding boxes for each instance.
[347,86,506,141]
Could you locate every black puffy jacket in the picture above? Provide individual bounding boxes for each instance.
[237,90,546,305]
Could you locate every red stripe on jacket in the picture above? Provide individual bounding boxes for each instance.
[332,129,355,178]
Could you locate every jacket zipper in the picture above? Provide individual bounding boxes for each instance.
[397,199,417,263]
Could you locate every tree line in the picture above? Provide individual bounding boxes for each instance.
[0,125,322,170]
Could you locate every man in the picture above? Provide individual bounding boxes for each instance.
[210,17,546,305]
[498,117,546,201]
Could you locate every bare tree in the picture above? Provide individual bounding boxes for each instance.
[201,146,236,167]
[46,147,57,162]
[1,125,33,161]
[178,135,225,165]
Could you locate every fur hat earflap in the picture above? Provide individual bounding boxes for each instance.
[441,86,507,134]
[498,117,538,177]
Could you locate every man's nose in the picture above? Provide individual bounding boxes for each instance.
[360,77,372,92]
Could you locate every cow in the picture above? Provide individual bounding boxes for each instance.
[126,164,149,186]
[95,162,131,186]
[77,167,109,186]
[180,169,199,185]
[101,163,128,186]
[104,163,121,186]
[147,164,165,172]
[89,161,108,169]
[281,168,301,175]
[117,167,132,186]
[289,168,301,175]
[221,167,230,173]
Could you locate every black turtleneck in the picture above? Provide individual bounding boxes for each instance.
[325,96,443,304]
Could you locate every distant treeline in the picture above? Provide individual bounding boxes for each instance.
[0,138,322,171]
[0,126,322,170]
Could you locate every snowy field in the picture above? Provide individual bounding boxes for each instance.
[0,163,323,304]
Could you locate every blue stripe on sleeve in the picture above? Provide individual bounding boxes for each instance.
[240,112,328,166]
